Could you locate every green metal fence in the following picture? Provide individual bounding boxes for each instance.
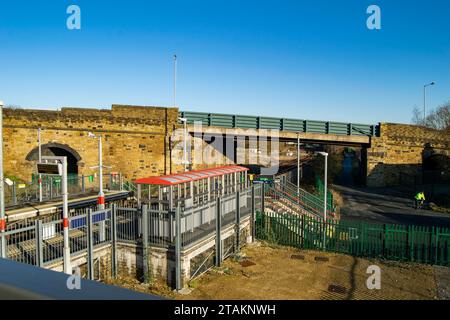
[315,176,333,206]
[179,111,381,137]
[256,210,450,266]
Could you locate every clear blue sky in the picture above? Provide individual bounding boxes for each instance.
[0,0,449,124]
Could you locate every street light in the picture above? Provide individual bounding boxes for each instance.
[316,151,328,250]
[173,54,177,108]
[88,132,110,210]
[297,133,301,200]
[38,156,71,274]
[423,81,436,123]
[179,118,189,172]
[37,128,43,202]
[0,101,5,258]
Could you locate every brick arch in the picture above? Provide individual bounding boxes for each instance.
[26,143,82,174]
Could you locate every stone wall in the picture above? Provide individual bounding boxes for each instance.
[3,105,183,182]
[366,123,450,187]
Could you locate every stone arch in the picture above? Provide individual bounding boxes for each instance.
[26,143,82,174]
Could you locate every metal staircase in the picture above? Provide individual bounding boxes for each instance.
[264,180,337,222]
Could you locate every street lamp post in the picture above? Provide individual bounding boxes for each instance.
[179,118,188,172]
[40,156,71,274]
[423,81,436,123]
[316,151,328,249]
[297,132,300,200]
[174,54,177,108]
[88,132,110,243]
[0,101,5,258]
[38,128,43,202]
[88,132,110,210]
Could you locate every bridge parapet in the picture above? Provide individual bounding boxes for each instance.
[180,111,380,137]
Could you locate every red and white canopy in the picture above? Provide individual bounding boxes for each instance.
[134,165,249,186]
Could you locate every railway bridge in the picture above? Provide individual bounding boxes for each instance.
[2,104,449,188]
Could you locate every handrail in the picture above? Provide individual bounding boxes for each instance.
[280,180,335,213]
[266,186,335,220]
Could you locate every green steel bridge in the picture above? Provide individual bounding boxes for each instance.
[179,111,380,137]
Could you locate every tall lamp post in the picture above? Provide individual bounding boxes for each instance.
[173,54,177,108]
[423,81,436,123]
[39,156,71,274]
[179,118,189,172]
[297,132,301,200]
[88,132,110,210]
[0,101,5,258]
[38,128,43,202]
[316,151,328,249]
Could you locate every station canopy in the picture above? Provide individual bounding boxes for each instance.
[134,165,249,186]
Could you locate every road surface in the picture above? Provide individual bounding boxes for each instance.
[335,185,450,228]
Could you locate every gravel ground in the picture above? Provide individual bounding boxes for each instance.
[106,243,449,300]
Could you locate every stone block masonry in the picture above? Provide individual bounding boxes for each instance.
[3,105,183,182]
[366,123,450,187]
[4,103,449,188]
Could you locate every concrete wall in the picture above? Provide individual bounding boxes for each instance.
[366,123,450,187]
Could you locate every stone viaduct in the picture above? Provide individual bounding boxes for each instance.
[3,104,450,187]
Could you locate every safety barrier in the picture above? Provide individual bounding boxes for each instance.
[180,111,380,137]
[256,210,450,266]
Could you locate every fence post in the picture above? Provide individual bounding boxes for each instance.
[175,204,182,291]
[301,214,305,248]
[169,212,174,242]
[261,184,265,214]
[35,220,44,267]
[12,182,17,205]
[87,208,94,280]
[81,174,85,193]
[142,204,149,283]
[434,227,438,265]
[251,185,255,242]
[99,213,106,243]
[111,204,118,279]
[235,191,240,254]
[49,177,53,199]
[215,197,222,267]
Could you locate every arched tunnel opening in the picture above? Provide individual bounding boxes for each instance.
[47,147,79,174]
[26,143,81,177]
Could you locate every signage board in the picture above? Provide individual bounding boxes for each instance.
[37,163,62,176]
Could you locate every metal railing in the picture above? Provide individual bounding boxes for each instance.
[180,111,381,137]
[256,210,450,266]
[275,180,336,217]
[3,185,260,287]
[114,187,255,249]
[4,207,112,268]
[4,173,126,208]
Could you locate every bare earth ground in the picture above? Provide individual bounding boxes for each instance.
[107,242,449,300]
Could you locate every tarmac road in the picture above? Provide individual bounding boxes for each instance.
[335,184,450,228]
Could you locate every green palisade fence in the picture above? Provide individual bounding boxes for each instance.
[179,111,381,137]
[256,211,450,266]
[315,177,333,207]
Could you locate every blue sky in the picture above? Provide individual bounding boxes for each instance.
[0,0,449,124]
